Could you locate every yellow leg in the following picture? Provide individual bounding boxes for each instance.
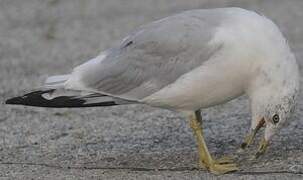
[189,110,239,174]
[240,130,256,149]
[241,118,265,150]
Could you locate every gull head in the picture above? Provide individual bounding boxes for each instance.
[251,86,298,158]
[262,92,297,140]
[246,51,300,157]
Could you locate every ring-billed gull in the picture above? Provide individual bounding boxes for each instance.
[6,8,300,174]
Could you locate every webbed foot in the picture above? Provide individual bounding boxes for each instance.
[210,162,239,174]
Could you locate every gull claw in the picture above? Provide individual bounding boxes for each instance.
[240,118,265,150]
[254,138,269,159]
[240,130,257,150]
[209,161,239,175]
[214,156,235,164]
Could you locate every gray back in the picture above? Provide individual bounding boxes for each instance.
[80,9,225,100]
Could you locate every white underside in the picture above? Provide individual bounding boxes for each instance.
[141,41,252,110]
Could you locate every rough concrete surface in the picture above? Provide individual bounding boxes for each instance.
[0,0,303,179]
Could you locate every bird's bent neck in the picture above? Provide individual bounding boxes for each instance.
[246,49,300,112]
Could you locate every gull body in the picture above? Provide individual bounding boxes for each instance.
[64,8,298,112]
[6,8,300,174]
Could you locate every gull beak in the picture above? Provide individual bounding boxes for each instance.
[255,137,269,159]
[241,118,265,149]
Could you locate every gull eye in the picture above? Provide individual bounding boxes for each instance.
[272,114,279,124]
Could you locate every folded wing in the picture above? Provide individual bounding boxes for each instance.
[65,10,223,101]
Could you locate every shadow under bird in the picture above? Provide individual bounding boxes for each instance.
[5,8,300,174]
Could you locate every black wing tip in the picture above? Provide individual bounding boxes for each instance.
[5,96,23,105]
[5,90,118,108]
[5,90,55,106]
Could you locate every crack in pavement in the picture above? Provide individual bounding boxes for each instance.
[0,162,302,175]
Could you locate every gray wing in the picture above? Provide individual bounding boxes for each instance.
[70,10,224,101]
